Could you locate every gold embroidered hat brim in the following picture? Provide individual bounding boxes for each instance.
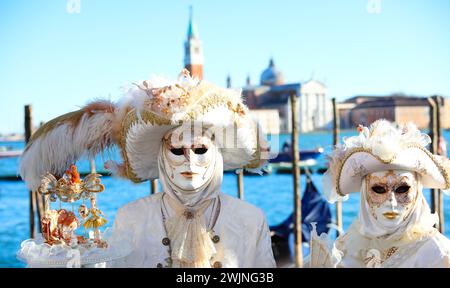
[336,145,450,196]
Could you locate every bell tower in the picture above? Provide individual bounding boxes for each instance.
[184,7,204,80]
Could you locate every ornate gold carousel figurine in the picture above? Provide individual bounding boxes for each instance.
[16,163,120,267]
[37,163,107,246]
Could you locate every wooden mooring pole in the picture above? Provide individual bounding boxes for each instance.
[151,179,158,194]
[332,98,343,237]
[237,170,244,200]
[25,105,37,239]
[290,93,303,268]
[428,97,441,232]
[436,96,444,234]
[433,96,444,233]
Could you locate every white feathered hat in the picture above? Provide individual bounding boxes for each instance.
[323,119,450,203]
[20,71,269,190]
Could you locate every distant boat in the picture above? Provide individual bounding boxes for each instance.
[268,147,323,174]
[269,147,324,164]
[0,146,23,158]
[224,165,272,175]
[0,134,25,142]
[224,147,323,175]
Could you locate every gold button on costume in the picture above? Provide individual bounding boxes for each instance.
[212,235,220,243]
[162,237,170,246]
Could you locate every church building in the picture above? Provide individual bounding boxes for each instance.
[241,59,331,133]
[184,8,203,80]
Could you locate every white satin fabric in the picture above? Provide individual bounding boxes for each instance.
[335,220,450,268]
[106,192,276,268]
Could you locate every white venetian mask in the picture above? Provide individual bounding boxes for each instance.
[365,170,418,229]
[162,131,215,191]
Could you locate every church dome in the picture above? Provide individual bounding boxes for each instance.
[260,58,284,86]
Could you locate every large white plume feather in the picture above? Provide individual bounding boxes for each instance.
[19,102,117,191]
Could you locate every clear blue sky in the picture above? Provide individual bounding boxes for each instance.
[1,0,449,134]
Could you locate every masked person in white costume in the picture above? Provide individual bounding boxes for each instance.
[19,71,276,268]
[311,119,450,268]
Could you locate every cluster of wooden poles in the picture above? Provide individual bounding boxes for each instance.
[25,94,446,267]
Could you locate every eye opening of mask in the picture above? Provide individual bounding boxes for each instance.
[371,185,386,194]
[395,184,411,194]
[163,130,212,156]
[170,148,184,155]
[191,143,209,155]
[168,146,209,155]
[193,147,208,154]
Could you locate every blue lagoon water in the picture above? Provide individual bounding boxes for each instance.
[1,131,450,267]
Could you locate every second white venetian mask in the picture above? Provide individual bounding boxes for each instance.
[365,170,418,229]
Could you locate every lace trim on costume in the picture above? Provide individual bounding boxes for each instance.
[160,194,222,267]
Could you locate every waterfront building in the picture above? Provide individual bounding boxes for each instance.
[339,94,450,129]
[241,59,331,133]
